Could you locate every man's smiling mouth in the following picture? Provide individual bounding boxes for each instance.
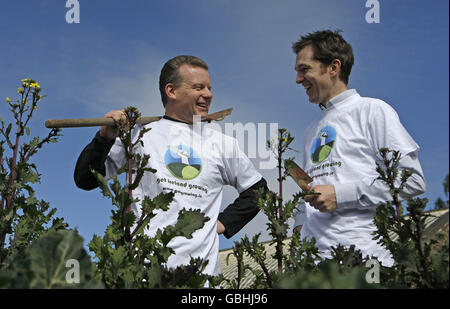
[196,102,209,110]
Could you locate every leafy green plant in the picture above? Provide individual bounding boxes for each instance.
[283,230,321,273]
[279,259,375,289]
[373,148,449,288]
[0,229,102,288]
[434,174,449,210]
[0,79,99,288]
[262,129,303,274]
[0,79,68,264]
[223,240,250,289]
[87,106,218,288]
[224,128,329,288]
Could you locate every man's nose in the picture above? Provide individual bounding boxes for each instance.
[203,88,213,99]
[296,73,304,84]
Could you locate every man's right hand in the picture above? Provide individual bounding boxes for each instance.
[99,110,127,141]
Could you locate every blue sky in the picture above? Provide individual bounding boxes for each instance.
[1,0,448,252]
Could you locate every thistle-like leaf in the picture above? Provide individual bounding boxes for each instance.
[160,209,209,246]
[91,169,113,199]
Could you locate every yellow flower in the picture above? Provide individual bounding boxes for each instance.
[33,106,38,110]
[23,99,28,105]
[30,82,40,88]
[17,87,23,94]
[284,138,288,142]
[6,97,10,103]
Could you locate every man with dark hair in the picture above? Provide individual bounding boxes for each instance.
[291,30,426,266]
[292,29,354,85]
[74,55,267,276]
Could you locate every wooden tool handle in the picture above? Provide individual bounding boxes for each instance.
[45,116,161,128]
[45,108,233,128]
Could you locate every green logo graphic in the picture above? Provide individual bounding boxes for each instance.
[164,145,202,180]
[310,126,336,164]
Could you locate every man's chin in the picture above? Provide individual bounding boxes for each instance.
[196,110,209,117]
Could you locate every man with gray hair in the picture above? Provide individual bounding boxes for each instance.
[74,55,267,276]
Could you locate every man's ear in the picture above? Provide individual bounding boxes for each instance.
[329,59,342,78]
[165,83,177,100]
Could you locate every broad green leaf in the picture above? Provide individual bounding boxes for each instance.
[153,192,174,211]
[5,123,12,136]
[28,229,102,288]
[91,169,113,199]
[88,234,104,255]
[145,256,163,288]
[111,246,128,270]
[172,209,209,240]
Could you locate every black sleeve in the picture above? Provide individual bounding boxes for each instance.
[218,177,268,239]
[74,131,116,190]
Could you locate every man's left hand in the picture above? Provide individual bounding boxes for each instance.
[304,185,337,212]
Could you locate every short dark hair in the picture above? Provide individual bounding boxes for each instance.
[292,30,354,85]
[159,55,209,107]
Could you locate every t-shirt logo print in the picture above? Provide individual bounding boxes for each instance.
[310,126,337,164]
[164,145,202,180]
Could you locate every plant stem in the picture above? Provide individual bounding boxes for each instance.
[0,102,24,260]
[384,154,402,228]
[411,208,432,287]
[124,142,133,242]
[276,131,283,273]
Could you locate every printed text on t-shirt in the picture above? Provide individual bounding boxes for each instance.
[307,160,342,180]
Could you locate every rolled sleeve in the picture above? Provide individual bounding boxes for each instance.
[335,182,358,210]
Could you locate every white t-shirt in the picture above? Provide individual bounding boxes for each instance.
[293,89,424,266]
[104,118,262,275]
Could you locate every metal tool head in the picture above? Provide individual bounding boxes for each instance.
[285,160,313,191]
[201,108,233,122]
